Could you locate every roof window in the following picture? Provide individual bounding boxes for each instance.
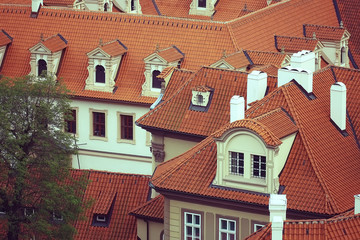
[189,85,213,112]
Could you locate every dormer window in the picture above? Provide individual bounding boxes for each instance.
[142,45,184,97]
[131,0,135,11]
[96,214,107,222]
[197,94,204,105]
[230,152,244,176]
[189,0,215,16]
[190,86,213,111]
[0,30,13,70]
[252,155,266,179]
[85,39,127,92]
[341,47,346,65]
[92,192,116,227]
[104,3,108,11]
[198,0,206,8]
[29,33,67,79]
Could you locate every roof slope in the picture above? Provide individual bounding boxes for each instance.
[303,24,346,41]
[0,5,235,104]
[130,194,164,222]
[74,171,150,240]
[151,67,360,215]
[274,35,319,53]
[137,66,278,137]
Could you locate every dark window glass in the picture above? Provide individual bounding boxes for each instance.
[253,155,266,178]
[341,47,346,64]
[93,112,105,137]
[38,59,47,76]
[95,65,105,83]
[152,70,162,89]
[121,115,133,140]
[198,0,206,8]
[66,109,76,134]
[104,3,108,11]
[131,0,135,10]
[230,152,244,175]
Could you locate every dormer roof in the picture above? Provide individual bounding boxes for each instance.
[130,194,164,222]
[29,33,67,53]
[303,24,350,41]
[274,35,321,53]
[0,30,12,46]
[156,45,184,63]
[87,39,127,58]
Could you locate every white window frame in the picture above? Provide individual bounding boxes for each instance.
[254,223,265,231]
[219,218,236,240]
[96,214,107,222]
[184,212,201,240]
[252,154,266,179]
[229,151,244,176]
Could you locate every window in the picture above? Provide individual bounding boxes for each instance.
[152,70,162,89]
[65,109,77,134]
[219,218,236,240]
[93,112,106,137]
[184,212,201,240]
[121,115,133,140]
[252,155,266,179]
[38,59,47,76]
[341,47,346,65]
[24,208,35,217]
[104,3,108,11]
[131,0,135,11]
[197,94,204,105]
[230,152,244,176]
[198,0,206,8]
[254,224,265,231]
[96,215,106,222]
[95,65,105,83]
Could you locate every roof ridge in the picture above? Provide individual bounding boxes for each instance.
[275,35,318,41]
[226,24,240,51]
[304,23,344,30]
[88,169,151,178]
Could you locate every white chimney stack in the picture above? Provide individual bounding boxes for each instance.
[290,50,316,73]
[230,95,245,123]
[247,71,267,109]
[330,82,346,131]
[32,0,43,13]
[278,66,313,93]
[269,194,286,240]
[355,195,360,214]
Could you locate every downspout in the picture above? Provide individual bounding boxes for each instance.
[145,219,149,240]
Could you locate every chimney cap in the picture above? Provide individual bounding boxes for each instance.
[331,82,346,91]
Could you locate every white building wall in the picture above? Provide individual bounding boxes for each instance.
[71,99,152,175]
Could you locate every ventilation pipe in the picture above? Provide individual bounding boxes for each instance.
[278,66,313,93]
[32,0,43,13]
[355,195,360,215]
[290,50,316,73]
[247,71,267,109]
[330,82,346,131]
[230,95,245,123]
[269,194,286,240]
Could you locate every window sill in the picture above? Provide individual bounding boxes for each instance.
[89,135,108,142]
[117,138,136,145]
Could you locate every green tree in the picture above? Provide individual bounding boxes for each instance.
[0,75,87,239]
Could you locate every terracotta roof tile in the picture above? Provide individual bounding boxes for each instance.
[137,66,278,137]
[274,35,319,53]
[161,68,194,101]
[43,0,75,6]
[249,65,279,77]
[222,51,250,69]
[74,170,150,240]
[130,194,164,222]
[139,0,159,15]
[245,50,287,68]
[157,45,184,63]
[42,33,67,52]
[303,24,346,41]
[0,29,12,46]
[99,39,127,57]
[157,66,175,79]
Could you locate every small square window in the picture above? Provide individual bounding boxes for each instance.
[96,215,106,222]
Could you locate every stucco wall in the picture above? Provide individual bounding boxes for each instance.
[163,136,199,161]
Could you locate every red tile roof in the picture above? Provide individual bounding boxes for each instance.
[246,213,360,240]
[43,0,74,6]
[0,29,12,46]
[0,5,235,104]
[99,39,127,57]
[42,34,67,52]
[274,35,319,53]
[219,51,250,69]
[151,66,360,215]
[249,65,279,77]
[245,50,287,67]
[161,68,194,101]
[137,66,278,137]
[74,170,150,240]
[303,24,346,41]
[157,45,184,63]
[130,194,164,222]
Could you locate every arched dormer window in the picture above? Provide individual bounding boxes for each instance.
[341,47,346,65]
[131,0,135,11]
[198,0,206,8]
[152,70,161,89]
[104,3,108,11]
[95,65,105,83]
[197,94,204,104]
[38,59,47,76]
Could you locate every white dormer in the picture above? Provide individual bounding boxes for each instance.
[29,34,67,79]
[0,30,12,69]
[142,45,184,97]
[189,0,217,16]
[81,0,114,12]
[112,0,142,13]
[85,39,127,93]
[189,85,213,112]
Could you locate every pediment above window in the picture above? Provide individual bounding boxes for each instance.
[85,39,128,92]
[211,59,235,70]
[0,29,13,69]
[28,33,67,79]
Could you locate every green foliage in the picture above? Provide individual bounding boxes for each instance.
[0,75,88,239]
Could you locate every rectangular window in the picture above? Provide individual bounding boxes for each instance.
[184,212,201,240]
[66,109,77,134]
[229,152,244,176]
[121,115,133,140]
[93,112,106,137]
[252,155,266,178]
[219,218,236,240]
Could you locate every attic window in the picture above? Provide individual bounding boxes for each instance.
[341,47,346,65]
[131,0,135,11]
[230,152,244,176]
[104,3,108,11]
[198,0,206,8]
[152,70,162,89]
[96,214,107,222]
[38,59,47,76]
[95,65,105,83]
[189,86,214,112]
[252,155,266,179]
[197,94,204,105]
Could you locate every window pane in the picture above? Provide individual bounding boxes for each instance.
[152,70,162,88]
[186,226,192,235]
[186,213,192,223]
[221,219,227,229]
[221,232,227,240]
[121,115,133,140]
[195,227,200,236]
[93,112,105,137]
[95,65,105,83]
[229,234,235,240]
[230,221,235,231]
[195,215,200,224]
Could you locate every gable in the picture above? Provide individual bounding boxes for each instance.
[144,53,168,64]
[29,42,51,54]
[211,59,234,70]
[87,48,111,59]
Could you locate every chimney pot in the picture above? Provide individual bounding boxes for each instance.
[230,95,245,123]
[278,67,313,93]
[247,71,267,109]
[330,82,346,131]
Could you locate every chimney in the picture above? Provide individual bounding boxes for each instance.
[290,50,316,73]
[230,96,245,123]
[269,194,286,240]
[247,71,267,109]
[278,66,313,93]
[32,0,43,14]
[355,195,360,214]
[330,82,346,131]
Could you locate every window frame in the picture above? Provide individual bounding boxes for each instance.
[65,108,78,137]
[216,215,239,240]
[251,154,266,179]
[181,209,204,240]
[152,70,162,89]
[251,220,267,233]
[117,112,136,144]
[198,0,206,8]
[95,65,106,84]
[38,59,47,77]
[229,151,244,176]
[90,109,108,141]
